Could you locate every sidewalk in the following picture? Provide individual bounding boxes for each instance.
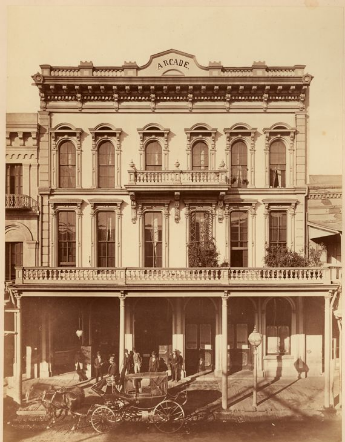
[186,373,342,422]
[4,371,342,423]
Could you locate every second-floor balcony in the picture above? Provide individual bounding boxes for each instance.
[5,194,38,211]
[14,266,341,288]
[126,163,228,193]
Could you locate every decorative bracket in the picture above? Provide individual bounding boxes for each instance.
[129,192,137,223]
[218,191,225,223]
[174,192,180,223]
[150,94,156,112]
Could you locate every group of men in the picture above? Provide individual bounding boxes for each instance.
[93,348,184,383]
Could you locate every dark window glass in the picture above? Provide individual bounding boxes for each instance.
[266,298,291,355]
[189,211,212,266]
[269,140,286,187]
[230,211,248,267]
[98,141,115,188]
[97,211,115,267]
[59,141,76,188]
[58,211,76,266]
[269,211,287,248]
[231,141,248,188]
[144,212,162,267]
[192,142,209,170]
[6,164,22,194]
[5,242,23,281]
[145,141,162,171]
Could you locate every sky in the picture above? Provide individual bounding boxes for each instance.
[4,2,344,175]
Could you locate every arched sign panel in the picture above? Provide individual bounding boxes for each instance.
[138,50,210,77]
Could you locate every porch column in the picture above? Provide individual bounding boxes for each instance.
[40,304,49,378]
[215,298,222,373]
[324,291,332,408]
[173,299,184,357]
[119,292,126,368]
[298,298,306,377]
[125,302,133,351]
[222,291,229,410]
[14,295,22,405]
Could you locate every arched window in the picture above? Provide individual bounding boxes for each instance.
[98,141,115,188]
[270,140,286,187]
[192,142,209,170]
[145,141,162,171]
[59,141,76,188]
[231,141,248,187]
[266,298,292,355]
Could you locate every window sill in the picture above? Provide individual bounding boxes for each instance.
[264,355,293,360]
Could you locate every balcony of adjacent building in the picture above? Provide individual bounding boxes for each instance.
[14,265,341,290]
[5,194,38,212]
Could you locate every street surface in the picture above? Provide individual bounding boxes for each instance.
[3,418,342,442]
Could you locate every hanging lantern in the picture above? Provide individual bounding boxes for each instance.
[248,326,262,348]
[76,315,83,339]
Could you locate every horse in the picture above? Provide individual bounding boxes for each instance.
[41,386,85,426]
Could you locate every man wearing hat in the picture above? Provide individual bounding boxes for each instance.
[108,356,119,379]
[148,351,159,372]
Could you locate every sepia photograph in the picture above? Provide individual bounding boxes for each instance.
[2,2,343,441]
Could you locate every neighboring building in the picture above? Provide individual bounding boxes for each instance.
[307,175,342,266]
[4,50,341,408]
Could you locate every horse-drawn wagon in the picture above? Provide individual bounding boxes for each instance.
[86,371,187,433]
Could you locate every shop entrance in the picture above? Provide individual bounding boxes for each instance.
[228,298,255,373]
[134,298,172,371]
[185,298,216,376]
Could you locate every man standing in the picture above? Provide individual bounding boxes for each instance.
[120,349,131,385]
[148,351,159,372]
[94,351,104,383]
[170,351,178,381]
[175,349,184,382]
[133,348,142,373]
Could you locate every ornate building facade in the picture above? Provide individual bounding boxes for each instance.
[4,50,341,408]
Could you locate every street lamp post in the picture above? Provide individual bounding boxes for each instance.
[248,326,262,410]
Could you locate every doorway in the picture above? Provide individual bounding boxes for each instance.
[228,298,255,373]
[185,298,216,376]
[134,298,172,371]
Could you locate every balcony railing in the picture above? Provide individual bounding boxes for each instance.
[127,168,227,187]
[5,194,38,211]
[15,266,341,286]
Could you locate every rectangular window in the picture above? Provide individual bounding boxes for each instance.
[266,326,291,355]
[189,211,212,267]
[269,211,287,248]
[5,242,23,281]
[230,211,248,267]
[6,164,22,194]
[144,212,162,267]
[97,211,115,267]
[58,211,76,266]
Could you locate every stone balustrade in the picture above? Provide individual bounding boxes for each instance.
[15,266,340,286]
[5,194,38,211]
[128,169,227,186]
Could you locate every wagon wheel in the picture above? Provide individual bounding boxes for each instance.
[91,406,116,433]
[153,400,185,433]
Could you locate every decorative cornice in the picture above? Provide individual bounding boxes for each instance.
[309,192,342,199]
